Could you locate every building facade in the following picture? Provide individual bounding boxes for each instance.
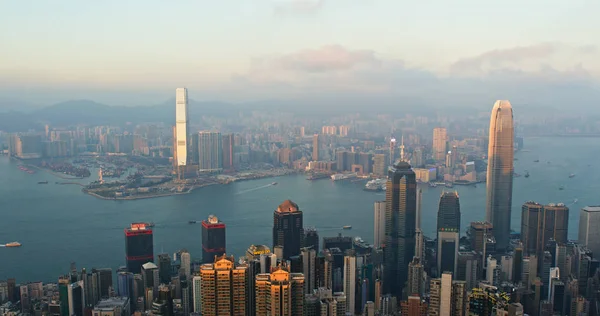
[255,266,304,316]
[198,131,223,172]
[124,223,154,274]
[201,215,226,264]
[273,200,304,260]
[175,88,189,167]
[199,255,247,316]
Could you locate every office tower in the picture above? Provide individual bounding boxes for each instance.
[485,100,514,251]
[452,281,467,316]
[273,200,304,260]
[374,201,386,248]
[222,133,234,170]
[68,281,84,316]
[179,250,191,281]
[416,188,423,229]
[125,223,154,274]
[456,251,478,290]
[246,244,271,261]
[469,221,493,254]
[521,201,569,258]
[201,215,226,264]
[373,154,386,177]
[433,127,447,161]
[117,272,134,313]
[304,228,319,253]
[512,243,524,283]
[141,262,159,300]
[579,206,600,257]
[400,295,428,316]
[200,254,247,315]
[389,136,397,164]
[500,255,513,282]
[192,276,202,313]
[255,265,305,316]
[175,88,189,167]
[437,191,461,232]
[180,276,190,315]
[301,247,317,294]
[407,257,424,297]
[384,160,417,298]
[412,147,424,168]
[437,229,459,276]
[415,229,424,259]
[197,131,223,172]
[344,255,357,314]
[312,134,320,161]
[486,256,499,286]
[157,253,172,284]
[94,268,113,299]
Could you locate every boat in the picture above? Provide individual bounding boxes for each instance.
[364,179,386,191]
[5,242,21,247]
[429,182,437,188]
[271,182,278,185]
[574,198,579,203]
[534,160,539,162]
[188,220,197,224]
[38,181,48,184]
[524,171,530,178]
[331,173,358,181]
[559,186,564,190]
[569,173,575,178]
[342,226,352,230]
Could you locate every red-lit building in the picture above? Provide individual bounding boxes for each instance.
[201,215,226,263]
[125,223,154,274]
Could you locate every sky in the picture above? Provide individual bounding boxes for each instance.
[0,0,599,107]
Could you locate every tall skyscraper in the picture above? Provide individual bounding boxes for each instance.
[343,255,357,314]
[199,254,247,315]
[437,191,461,232]
[407,257,424,297]
[175,88,189,167]
[433,128,447,161]
[429,272,452,316]
[273,200,304,260]
[521,202,569,258]
[312,134,320,161]
[374,201,386,248]
[67,281,84,316]
[384,160,417,298]
[124,223,154,274]
[198,131,223,172]
[157,253,172,284]
[180,250,191,280]
[201,215,226,264]
[437,229,459,276]
[255,265,305,316]
[141,262,159,300]
[221,133,234,170]
[485,100,514,251]
[301,247,317,294]
[578,206,600,257]
[192,276,202,313]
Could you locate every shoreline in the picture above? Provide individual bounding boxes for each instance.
[26,164,85,180]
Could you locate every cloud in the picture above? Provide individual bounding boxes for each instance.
[273,45,379,73]
[449,43,599,78]
[272,0,326,14]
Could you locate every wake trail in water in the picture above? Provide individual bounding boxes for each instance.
[235,184,274,195]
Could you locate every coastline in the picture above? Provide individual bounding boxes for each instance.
[26,164,84,180]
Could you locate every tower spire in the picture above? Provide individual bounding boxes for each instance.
[400,135,405,162]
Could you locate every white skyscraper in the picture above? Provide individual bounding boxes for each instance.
[180,250,191,280]
[175,88,189,167]
[344,255,356,315]
[374,201,386,248]
[578,206,600,256]
[192,276,202,313]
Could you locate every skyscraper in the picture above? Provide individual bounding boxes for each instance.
[312,134,320,161]
[201,215,226,264]
[199,254,247,316]
[437,191,461,232]
[521,202,569,258]
[407,257,424,297]
[221,133,234,170]
[578,206,600,257]
[343,254,356,314]
[485,100,514,251]
[124,223,154,274]
[433,128,447,161]
[374,201,386,249]
[198,131,223,172]
[273,200,304,260]
[384,160,417,298]
[175,88,189,167]
[255,265,305,316]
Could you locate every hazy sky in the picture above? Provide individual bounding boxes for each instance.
[1,0,599,105]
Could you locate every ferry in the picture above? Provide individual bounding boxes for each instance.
[534,160,539,162]
[342,226,352,230]
[5,242,21,248]
[524,171,530,178]
[569,173,576,178]
[271,182,278,185]
[38,181,49,184]
[574,198,579,203]
[559,186,565,191]
[188,220,197,224]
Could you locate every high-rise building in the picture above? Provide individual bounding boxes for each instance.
[437,229,459,276]
[198,131,223,172]
[201,215,226,264]
[485,100,514,251]
[373,154,386,177]
[433,128,447,161]
[175,88,189,167]
[407,257,424,297]
[374,201,386,248]
[68,281,84,316]
[578,206,600,257]
[415,229,424,259]
[192,276,202,313]
[343,255,357,314]
[312,134,320,161]
[273,200,304,260]
[255,265,305,316]
[124,223,154,274]
[221,133,234,170]
[429,272,451,316]
[301,247,317,294]
[437,191,461,232]
[117,272,134,313]
[157,253,172,284]
[180,250,191,280]
[141,262,159,300]
[304,228,319,253]
[400,295,427,316]
[199,255,247,316]
[322,126,337,135]
[384,160,417,298]
[521,201,569,258]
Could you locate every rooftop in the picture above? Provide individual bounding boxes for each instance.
[582,206,600,212]
[142,262,158,270]
[277,200,299,213]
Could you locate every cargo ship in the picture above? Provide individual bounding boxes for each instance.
[5,242,21,247]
